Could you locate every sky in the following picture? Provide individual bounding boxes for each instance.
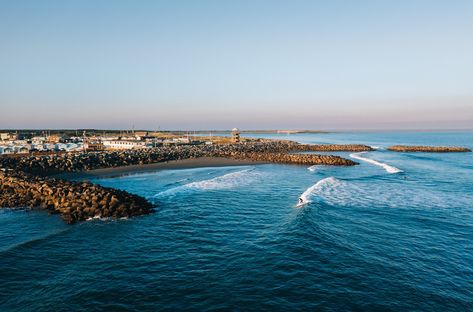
[1,0,472,130]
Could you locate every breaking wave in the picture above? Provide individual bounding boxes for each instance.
[296,176,471,210]
[297,177,342,206]
[155,168,259,197]
[350,152,402,174]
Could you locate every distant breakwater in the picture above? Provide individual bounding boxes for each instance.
[0,170,154,224]
[0,141,360,223]
[388,145,471,153]
[295,144,373,152]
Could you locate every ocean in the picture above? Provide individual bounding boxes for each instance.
[1,131,472,311]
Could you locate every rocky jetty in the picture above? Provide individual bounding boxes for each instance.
[212,151,357,166]
[0,141,357,174]
[294,144,373,152]
[0,170,154,224]
[388,145,471,153]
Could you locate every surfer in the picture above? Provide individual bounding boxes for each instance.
[299,198,303,204]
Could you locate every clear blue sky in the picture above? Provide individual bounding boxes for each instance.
[1,0,472,130]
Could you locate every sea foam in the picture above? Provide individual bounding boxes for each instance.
[297,177,341,207]
[155,168,258,197]
[350,152,402,174]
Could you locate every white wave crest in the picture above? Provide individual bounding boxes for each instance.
[307,165,318,172]
[86,215,109,221]
[298,175,471,210]
[297,177,341,207]
[350,152,402,174]
[155,168,258,197]
[185,168,256,190]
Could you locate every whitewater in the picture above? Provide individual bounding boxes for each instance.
[350,152,403,173]
[155,167,259,197]
[297,177,342,206]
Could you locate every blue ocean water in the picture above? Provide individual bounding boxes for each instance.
[1,131,473,311]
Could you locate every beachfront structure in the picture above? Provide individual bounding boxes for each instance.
[31,144,44,151]
[232,128,241,143]
[46,135,61,143]
[102,140,147,150]
[0,133,18,141]
[32,136,48,145]
[16,146,29,154]
[1,147,13,154]
[0,142,85,154]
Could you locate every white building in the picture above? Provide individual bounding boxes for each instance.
[54,143,67,151]
[102,140,147,150]
[31,144,44,151]
[14,146,29,154]
[43,143,56,151]
[32,136,48,144]
[2,147,13,154]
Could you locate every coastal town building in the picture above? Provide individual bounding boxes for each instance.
[0,130,206,154]
[0,133,18,141]
[102,140,147,150]
[0,141,85,155]
[2,147,13,154]
[16,146,29,154]
[31,136,48,145]
[47,135,61,143]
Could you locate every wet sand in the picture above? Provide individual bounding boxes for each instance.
[54,157,266,180]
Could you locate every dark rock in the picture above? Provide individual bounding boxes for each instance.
[0,170,154,224]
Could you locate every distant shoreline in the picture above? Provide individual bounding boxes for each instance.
[54,157,266,180]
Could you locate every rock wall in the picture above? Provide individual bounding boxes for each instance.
[213,151,357,166]
[294,144,373,152]
[0,141,359,174]
[0,170,154,224]
[387,145,471,152]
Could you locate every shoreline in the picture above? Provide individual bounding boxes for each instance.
[0,142,357,224]
[54,157,267,180]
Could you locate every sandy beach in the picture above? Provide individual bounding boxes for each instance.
[54,157,266,180]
